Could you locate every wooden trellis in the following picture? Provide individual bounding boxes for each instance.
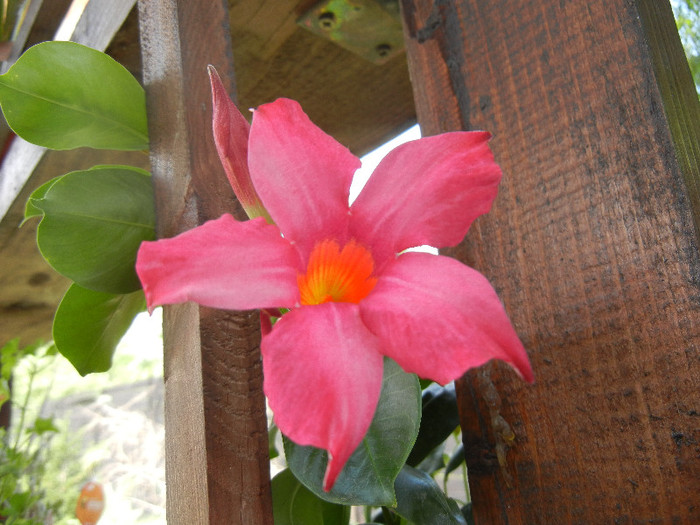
[0,0,698,523]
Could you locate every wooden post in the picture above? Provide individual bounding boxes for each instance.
[137,1,273,523]
[402,0,700,522]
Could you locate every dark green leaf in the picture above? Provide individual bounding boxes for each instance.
[32,165,154,293]
[415,442,446,475]
[461,503,475,525]
[0,41,148,150]
[407,383,459,467]
[53,283,145,375]
[393,465,466,525]
[418,378,433,390]
[285,357,421,507]
[272,469,350,525]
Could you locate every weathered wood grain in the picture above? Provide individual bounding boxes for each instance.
[402,0,700,522]
[137,0,273,523]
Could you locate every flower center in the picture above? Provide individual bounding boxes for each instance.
[298,239,377,305]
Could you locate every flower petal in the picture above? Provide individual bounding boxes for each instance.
[136,215,300,311]
[350,132,501,266]
[209,66,270,222]
[262,302,384,490]
[248,99,361,256]
[360,252,533,384]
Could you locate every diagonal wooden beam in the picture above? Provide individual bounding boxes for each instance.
[402,0,700,522]
[137,1,273,523]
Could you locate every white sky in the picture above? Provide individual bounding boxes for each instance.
[350,124,421,202]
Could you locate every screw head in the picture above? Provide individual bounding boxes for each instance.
[375,43,392,58]
[318,11,337,30]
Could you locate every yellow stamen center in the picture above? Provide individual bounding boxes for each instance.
[298,239,377,305]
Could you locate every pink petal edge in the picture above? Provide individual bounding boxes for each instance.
[136,214,300,312]
[361,252,533,384]
[209,66,271,222]
[261,303,384,490]
[350,132,501,268]
[248,98,361,259]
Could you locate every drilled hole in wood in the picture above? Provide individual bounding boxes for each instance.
[375,43,392,57]
[318,11,336,30]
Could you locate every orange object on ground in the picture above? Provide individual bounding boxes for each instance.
[75,481,105,525]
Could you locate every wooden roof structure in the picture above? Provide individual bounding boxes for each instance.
[1,0,699,523]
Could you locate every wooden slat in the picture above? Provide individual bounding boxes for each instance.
[23,0,73,48]
[69,0,136,49]
[137,1,273,523]
[401,0,700,522]
[0,0,44,73]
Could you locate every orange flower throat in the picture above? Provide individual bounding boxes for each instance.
[298,239,377,305]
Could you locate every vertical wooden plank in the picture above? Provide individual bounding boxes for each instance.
[401,0,700,523]
[137,1,273,523]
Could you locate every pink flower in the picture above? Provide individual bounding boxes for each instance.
[136,72,533,491]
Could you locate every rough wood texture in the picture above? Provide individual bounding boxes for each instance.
[137,0,273,523]
[401,0,700,522]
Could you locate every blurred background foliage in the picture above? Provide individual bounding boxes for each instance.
[673,0,700,96]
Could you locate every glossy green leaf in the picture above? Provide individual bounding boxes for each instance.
[462,503,475,525]
[53,283,145,375]
[415,442,446,475]
[0,41,148,150]
[285,357,421,507]
[30,165,154,294]
[272,469,350,525]
[407,382,460,467]
[393,465,466,525]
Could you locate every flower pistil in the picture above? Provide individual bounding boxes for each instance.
[298,239,377,305]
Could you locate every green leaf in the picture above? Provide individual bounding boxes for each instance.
[27,417,59,435]
[53,283,145,375]
[31,165,154,294]
[0,338,43,379]
[24,176,62,222]
[407,382,460,467]
[0,41,148,150]
[285,357,421,507]
[393,465,466,525]
[415,442,446,475]
[272,469,350,525]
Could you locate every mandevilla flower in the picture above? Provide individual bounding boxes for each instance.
[136,68,533,491]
